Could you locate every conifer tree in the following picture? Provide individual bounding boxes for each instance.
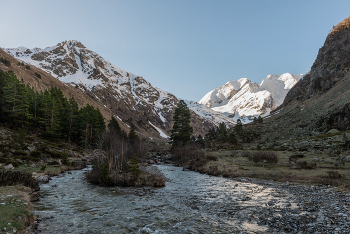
[108,116,121,133]
[2,73,31,127]
[128,123,137,143]
[217,122,227,142]
[67,98,79,142]
[170,100,193,147]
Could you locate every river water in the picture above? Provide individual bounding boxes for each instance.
[30,165,302,233]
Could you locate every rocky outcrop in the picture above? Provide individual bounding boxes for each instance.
[284,18,350,106]
[255,16,350,140]
[0,170,39,191]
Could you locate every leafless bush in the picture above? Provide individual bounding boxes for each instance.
[241,151,251,158]
[289,154,304,163]
[297,161,317,169]
[327,170,344,179]
[248,151,278,164]
[86,128,151,186]
[172,147,205,164]
[207,166,221,176]
[206,155,218,161]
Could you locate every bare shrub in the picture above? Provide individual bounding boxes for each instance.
[86,127,152,187]
[0,57,11,67]
[289,154,304,163]
[207,166,221,176]
[241,151,251,158]
[172,147,205,164]
[327,170,344,179]
[297,161,317,169]
[248,151,278,164]
[206,155,217,161]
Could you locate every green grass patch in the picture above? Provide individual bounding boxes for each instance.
[0,187,34,233]
[17,164,62,175]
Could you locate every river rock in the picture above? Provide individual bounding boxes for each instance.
[30,192,41,202]
[4,164,14,170]
[36,175,49,183]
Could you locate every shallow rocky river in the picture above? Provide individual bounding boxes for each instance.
[29,165,350,233]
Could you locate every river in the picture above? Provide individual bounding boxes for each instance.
[29,165,350,233]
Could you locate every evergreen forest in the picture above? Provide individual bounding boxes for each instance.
[0,69,106,147]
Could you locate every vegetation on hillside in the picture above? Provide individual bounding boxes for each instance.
[170,100,193,147]
[86,116,165,187]
[329,15,350,37]
[0,69,164,188]
[0,69,105,147]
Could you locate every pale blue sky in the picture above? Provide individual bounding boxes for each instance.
[1,0,350,101]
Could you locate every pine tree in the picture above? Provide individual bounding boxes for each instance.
[234,119,243,135]
[108,116,121,133]
[67,98,79,142]
[196,135,205,147]
[128,123,137,143]
[217,122,227,142]
[170,100,193,147]
[0,70,6,122]
[2,73,31,127]
[78,104,105,147]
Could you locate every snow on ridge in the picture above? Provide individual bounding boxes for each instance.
[4,41,179,129]
[199,73,303,122]
[185,100,236,127]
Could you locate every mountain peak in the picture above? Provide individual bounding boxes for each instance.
[199,73,303,121]
[58,40,86,49]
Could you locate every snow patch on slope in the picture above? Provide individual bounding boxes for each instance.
[185,100,236,127]
[149,121,169,138]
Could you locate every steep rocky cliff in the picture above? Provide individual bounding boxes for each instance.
[260,16,350,140]
[284,17,350,105]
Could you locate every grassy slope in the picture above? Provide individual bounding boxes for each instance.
[202,149,350,191]
[0,186,35,234]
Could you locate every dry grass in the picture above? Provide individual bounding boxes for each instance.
[182,149,350,192]
[297,160,317,169]
[329,15,350,37]
[248,151,278,163]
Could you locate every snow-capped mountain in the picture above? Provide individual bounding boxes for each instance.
[185,100,236,127]
[199,73,303,121]
[4,41,176,120]
[4,40,217,137]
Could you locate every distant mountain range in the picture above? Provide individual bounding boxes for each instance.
[198,73,303,122]
[2,40,312,138]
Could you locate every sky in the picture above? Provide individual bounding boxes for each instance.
[1,0,350,101]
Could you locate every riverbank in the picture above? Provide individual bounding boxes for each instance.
[25,164,350,233]
[0,148,98,233]
[167,148,350,192]
[0,185,36,234]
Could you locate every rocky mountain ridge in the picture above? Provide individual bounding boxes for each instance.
[255,16,350,141]
[199,73,303,122]
[3,41,220,138]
